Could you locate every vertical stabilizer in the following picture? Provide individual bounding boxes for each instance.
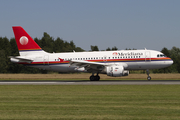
[12,26,45,56]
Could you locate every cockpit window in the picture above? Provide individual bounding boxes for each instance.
[157,54,167,57]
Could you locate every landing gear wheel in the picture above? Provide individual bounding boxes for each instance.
[146,69,151,81]
[147,76,151,81]
[95,75,100,81]
[90,75,96,81]
[90,75,100,81]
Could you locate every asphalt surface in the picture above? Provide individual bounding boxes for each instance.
[0,80,180,85]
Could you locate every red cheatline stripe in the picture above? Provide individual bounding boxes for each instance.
[19,57,172,65]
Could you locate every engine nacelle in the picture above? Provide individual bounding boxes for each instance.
[74,67,87,72]
[106,66,129,77]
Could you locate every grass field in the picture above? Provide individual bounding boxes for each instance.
[0,85,180,119]
[0,73,180,80]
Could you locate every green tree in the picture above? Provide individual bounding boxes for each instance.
[112,46,118,51]
[161,47,170,57]
[75,47,84,52]
[41,32,54,53]
[91,45,99,51]
[10,38,19,56]
[106,47,111,51]
[0,50,8,73]
[53,37,64,52]
[169,47,180,73]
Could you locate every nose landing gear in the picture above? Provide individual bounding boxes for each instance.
[146,69,151,81]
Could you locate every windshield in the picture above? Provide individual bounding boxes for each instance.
[157,54,167,57]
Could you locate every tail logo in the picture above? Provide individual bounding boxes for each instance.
[20,36,28,45]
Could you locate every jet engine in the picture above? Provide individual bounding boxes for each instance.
[106,66,129,77]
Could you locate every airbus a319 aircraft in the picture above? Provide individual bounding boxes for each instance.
[10,26,173,81]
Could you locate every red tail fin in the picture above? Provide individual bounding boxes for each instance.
[12,26,42,51]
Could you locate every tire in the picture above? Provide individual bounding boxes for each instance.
[147,76,151,81]
[90,75,95,81]
[95,75,100,81]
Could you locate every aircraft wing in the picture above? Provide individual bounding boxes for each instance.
[69,60,107,72]
[69,60,128,72]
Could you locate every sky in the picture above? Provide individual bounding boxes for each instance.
[0,0,180,51]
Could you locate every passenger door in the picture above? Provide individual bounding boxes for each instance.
[145,51,151,62]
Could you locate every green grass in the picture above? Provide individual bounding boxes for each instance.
[0,85,180,119]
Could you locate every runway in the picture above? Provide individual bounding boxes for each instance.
[0,80,180,85]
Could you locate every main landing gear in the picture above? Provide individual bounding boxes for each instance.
[146,69,151,81]
[90,73,100,81]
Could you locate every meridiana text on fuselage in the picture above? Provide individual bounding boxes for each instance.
[113,52,143,56]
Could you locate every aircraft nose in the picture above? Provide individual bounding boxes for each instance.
[167,59,173,65]
[170,59,173,64]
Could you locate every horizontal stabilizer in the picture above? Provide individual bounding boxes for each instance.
[9,56,33,63]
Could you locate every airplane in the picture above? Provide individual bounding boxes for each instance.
[10,26,173,81]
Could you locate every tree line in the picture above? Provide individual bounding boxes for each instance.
[0,32,179,73]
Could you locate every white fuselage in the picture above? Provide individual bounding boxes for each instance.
[14,49,173,73]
